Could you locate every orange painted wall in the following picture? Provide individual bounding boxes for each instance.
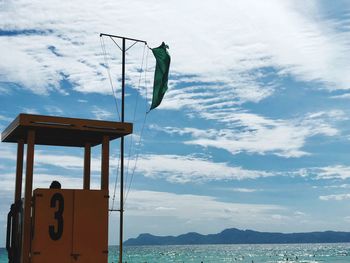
[31,189,108,263]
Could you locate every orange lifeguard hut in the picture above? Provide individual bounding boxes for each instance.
[3,113,132,263]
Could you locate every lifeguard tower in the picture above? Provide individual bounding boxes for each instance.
[3,113,132,263]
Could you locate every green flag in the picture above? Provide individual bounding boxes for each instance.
[150,42,171,111]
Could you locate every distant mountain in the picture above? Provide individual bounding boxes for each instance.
[124,228,350,246]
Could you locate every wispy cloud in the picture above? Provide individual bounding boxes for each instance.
[1,1,349,168]
[0,172,97,192]
[0,144,16,160]
[134,154,272,183]
[331,93,350,99]
[1,0,349,99]
[290,165,350,181]
[0,146,103,173]
[21,107,39,114]
[3,144,350,185]
[317,166,350,180]
[0,115,12,122]
[125,190,284,222]
[117,190,323,238]
[324,184,350,189]
[44,105,63,115]
[306,165,350,180]
[231,188,260,193]
[319,194,350,201]
[0,146,271,184]
[294,211,306,217]
[91,106,114,120]
[154,110,343,158]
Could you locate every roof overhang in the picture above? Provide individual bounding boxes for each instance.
[1,114,133,147]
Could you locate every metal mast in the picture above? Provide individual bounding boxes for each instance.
[100,33,147,263]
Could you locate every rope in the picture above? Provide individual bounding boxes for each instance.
[100,36,150,207]
[100,36,121,121]
[145,48,150,109]
[124,44,146,195]
[124,47,150,204]
[100,36,125,212]
[124,112,148,204]
[110,150,120,213]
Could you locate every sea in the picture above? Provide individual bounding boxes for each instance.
[1,243,350,262]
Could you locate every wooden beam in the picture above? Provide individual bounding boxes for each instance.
[22,130,35,263]
[11,140,24,263]
[84,143,91,190]
[14,140,24,202]
[101,136,109,191]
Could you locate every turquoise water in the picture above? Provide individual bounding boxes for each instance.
[1,243,350,262]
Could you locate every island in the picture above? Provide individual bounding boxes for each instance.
[124,228,350,246]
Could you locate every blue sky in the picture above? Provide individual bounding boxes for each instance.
[1,0,350,246]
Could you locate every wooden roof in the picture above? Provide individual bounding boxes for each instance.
[1,114,133,147]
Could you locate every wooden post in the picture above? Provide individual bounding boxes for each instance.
[22,130,35,263]
[11,140,24,262]
[14,140,24,202]
[84,143,91,190]
[101,136,109,191]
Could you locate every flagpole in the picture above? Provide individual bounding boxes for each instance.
[119,37,125,263]
[100,33,147,263]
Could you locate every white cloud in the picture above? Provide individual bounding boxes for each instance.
[294,211,306,217]
[44,105,63,115]
[21,107,39,114]
[0,0,349,100]
[0,115,12,122]
[231,188,259,193]
[319,194,350,201]
[0,171,293,242]
[0,86,11,94]
[91,106,114,120]
[117,190,324,239]
[0,147,317,185]
[292,165,350,181]
[0,173,17,192]
[0,172,94,192]
[4,142,350,186]
[1,146,269,186]
[35,152,95,170]
[0,1,349,164]
[155,110,342,158]
[325,184,350,189]
[33,150,122,175]
[0,143,16,160]
[0,145,104,173]
[331,93,350,99]
[134,154,272,183]
[125,190,284,222]
[316,165,350,180]
[271,214,289,221]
